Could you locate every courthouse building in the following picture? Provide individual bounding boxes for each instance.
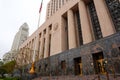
[16,0,120,79]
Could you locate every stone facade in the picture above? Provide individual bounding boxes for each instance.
[46,0,70,20]
[36,32,120,75]
[18,32,120,80]
[16,0,120,66]
[15,0,120,79]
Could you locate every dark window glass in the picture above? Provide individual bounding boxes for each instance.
[105,0,120,32]
[74,57,82,75]
[92,52,107,74]
[88,1,103,40]
[48,34,51,57]
[75,11,83,45]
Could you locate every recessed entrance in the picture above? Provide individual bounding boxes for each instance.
[61,60,66,71]
[74,57,82,75]
[92,52,106,74]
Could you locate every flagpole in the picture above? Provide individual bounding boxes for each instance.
[32,10,42,62]
[37,12,41,28]
[29,0,43,74]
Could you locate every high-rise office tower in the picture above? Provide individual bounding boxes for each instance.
[11,23,29,51]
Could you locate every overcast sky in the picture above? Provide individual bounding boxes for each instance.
[0,0,50,59]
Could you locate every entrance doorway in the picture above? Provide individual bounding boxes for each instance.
[92,52,106,74]
[74,57,82,75]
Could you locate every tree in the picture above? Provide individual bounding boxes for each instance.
[0,61,3,66]
[0,60,16,73]
[0,68,7,78]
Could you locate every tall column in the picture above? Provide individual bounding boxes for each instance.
[57,0,59,10]
[67,9,77,49]
[44,28,50,58]
[35,34,39,61]
[31,39,34,63]
[29,42,31,63]
[39,33,44,59]
[61,17,68,51]
[51,1,53,16]
[59,0,61,8]
[78,0,93,44]
[93,0,115,37]
[53,0,55,13]
[55,0,57,12]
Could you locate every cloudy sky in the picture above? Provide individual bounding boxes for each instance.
[0,0,50,59]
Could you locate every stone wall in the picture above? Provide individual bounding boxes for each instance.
[33,75,120,80]
[17,32,120,80]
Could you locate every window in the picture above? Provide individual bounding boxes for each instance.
[42,38,45,58]
[45,64,48,72]
[38,41,40,53]
[44,29,46,34]
[62,14,69,50]
[22,28,28,32]
[119,47,120,52]
[39,33,41,38]
[105,0,120,32]
[59,0,61,8]
[32,39,34,49]
[88,1,103,40]
[48,34,51,57]
[62,0,64,5]
[56,0,58,11]
[39,65,41,71]
[92,52,106,74]
[49,24,52,30]
[75,11,83,45]
[74,57,82,75]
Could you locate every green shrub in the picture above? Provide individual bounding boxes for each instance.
[0,77,21,80]
[0,61,16,74]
